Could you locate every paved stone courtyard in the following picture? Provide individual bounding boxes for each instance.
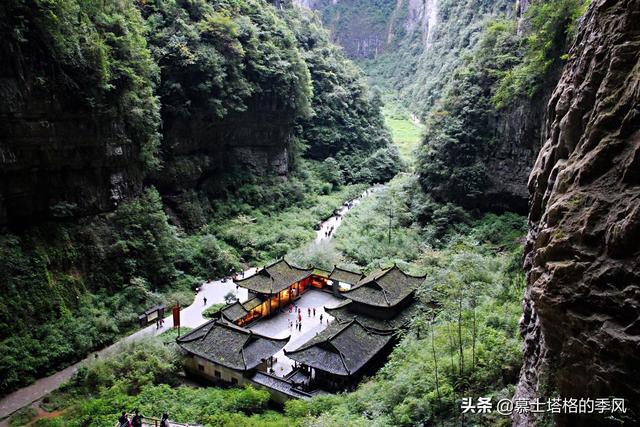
[248,289,343,377]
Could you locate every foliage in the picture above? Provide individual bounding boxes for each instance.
[493,0,591,108]
[0,187,235,395]
[280,6,392,162]
[209,161,366,264]
[8,406,37,427]
[140,0,311,123]
[70,338,180,396]
[334,175,423,270]
[383,102,424,166]
[202,304,226,319]
[24,176,527,427]
[297,196,526,426]
[1,0,161,169]
[415,19,522,209]
[360,0,514,117]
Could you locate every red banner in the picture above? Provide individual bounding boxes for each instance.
[172,304,180,329]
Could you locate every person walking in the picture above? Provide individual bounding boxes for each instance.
[203,296,207,305]
[313,308,316,317]
[320,313,323,323]
[307,308,311,318]
[118,412,129,427]
[131,410,143,427]
[160,413,169,427]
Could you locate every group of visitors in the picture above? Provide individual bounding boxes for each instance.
[288,304,329,332]
[118,411,170,427]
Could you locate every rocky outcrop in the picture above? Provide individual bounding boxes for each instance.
[516,1,640,426]
[486,79,553,214]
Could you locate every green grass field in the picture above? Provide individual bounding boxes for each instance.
[383,107,423,166]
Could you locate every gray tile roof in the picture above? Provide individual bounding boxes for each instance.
[285,319,393,376]
[177,320,288,371]
[220,301,249,323]
[329,266,364,285]
[325,300,422,332]
[235,259,313,295]
[343,265,425,308]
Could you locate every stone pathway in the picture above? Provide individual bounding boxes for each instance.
[0,187,377,423]
[0,277,250,424]
[315,186,381,242]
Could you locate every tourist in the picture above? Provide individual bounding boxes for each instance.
[313,308,316,317]
[307,308,311,317]
[319,313,323,323]
[131,410,143,427]
[203,296,207,305]
[118,412,129,427]
[298,312,302,323]
[160,413,169,427]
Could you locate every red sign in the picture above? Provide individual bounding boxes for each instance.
[172,304,181,329]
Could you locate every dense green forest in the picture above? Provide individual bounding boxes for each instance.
[416,0,590,209]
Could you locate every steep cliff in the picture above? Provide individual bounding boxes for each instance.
[516,0,640,426]
[0,1,160,227]
[293,0,396,59]
[139,0,312,205]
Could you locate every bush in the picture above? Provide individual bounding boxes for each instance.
[203,303,226,319]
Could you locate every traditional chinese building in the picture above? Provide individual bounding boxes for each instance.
[232,259,327,324]
[178,262,426,398]
[177,320,288,386]
[336,264,425,320]
[284,264,425,390]
[328,266,363,292]
[285,319,395,391]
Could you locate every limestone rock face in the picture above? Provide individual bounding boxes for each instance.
[0,41,144,227]
[515,1,640,425]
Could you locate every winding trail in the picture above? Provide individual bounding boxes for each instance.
[0,186,379,423]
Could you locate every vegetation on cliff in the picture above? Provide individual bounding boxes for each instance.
[1,0,161,169]
[416,0,590,211]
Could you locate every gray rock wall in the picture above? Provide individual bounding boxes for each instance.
[515,1,640,425]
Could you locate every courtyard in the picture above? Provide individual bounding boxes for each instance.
[248,289,343,377]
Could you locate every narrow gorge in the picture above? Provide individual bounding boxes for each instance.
[0,0,638,426]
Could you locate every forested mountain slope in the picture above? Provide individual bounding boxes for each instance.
[299,0,586,213]
[0,0,395,396]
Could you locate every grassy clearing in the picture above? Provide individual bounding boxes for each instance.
[382,102,423,166]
